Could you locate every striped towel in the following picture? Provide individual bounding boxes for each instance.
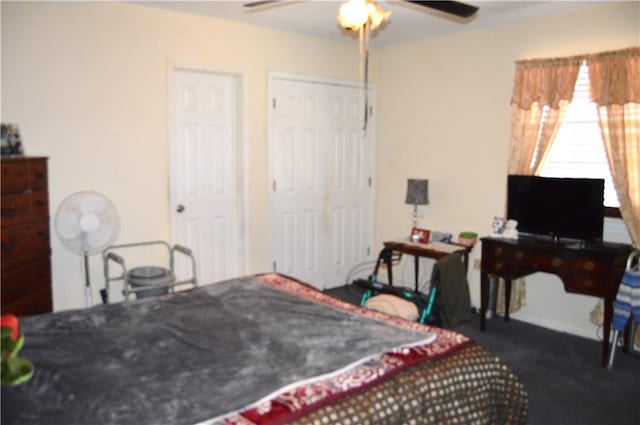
[612,269,640,332]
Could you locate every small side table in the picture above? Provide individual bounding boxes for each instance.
[383,241,471,292]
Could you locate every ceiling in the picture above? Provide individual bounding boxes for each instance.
[135,1,603,47]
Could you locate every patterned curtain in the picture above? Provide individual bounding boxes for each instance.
[588,46,640,247]
[587,47,640,340]
[509,55,582,174]
[500,56,582,315]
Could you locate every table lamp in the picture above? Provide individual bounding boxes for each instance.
[405,178,429,228]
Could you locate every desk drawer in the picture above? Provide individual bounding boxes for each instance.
[526,252,568,274]
[565,273,609,297]
[483,243,567,271]
[482,242,513,275]
[566,258,616,297]
[482,259,510,274]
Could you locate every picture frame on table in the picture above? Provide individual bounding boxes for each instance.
[410,227,430,244]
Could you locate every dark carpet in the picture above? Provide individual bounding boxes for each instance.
[325,284,640,425]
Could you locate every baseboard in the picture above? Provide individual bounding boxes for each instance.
[502,312,640,352]
[494,311,599,341]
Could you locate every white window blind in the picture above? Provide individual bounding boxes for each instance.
[538,62,619,207]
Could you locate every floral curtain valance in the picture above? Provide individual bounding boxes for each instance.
[587,47,640,106]
[511,56,583,110]
[511,46,640,110]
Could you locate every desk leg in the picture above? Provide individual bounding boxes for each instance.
[480,271,489,331]
[602,299,613,368]
[414,256,420,292]
[504,279,512,322]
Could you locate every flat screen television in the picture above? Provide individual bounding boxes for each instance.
[506,175,605,242]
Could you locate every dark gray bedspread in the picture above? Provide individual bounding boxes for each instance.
[1,275,434,425]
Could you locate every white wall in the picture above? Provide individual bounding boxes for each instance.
[1,1,359,311]
[373,1,639,340]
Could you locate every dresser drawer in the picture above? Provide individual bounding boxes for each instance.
[1,157,48,194]
[1,190,49,228]
[0,285,52,316]
[29,159,48,190]
[1,218,50,265]
[1,160,30,194]
[1,257,51,306]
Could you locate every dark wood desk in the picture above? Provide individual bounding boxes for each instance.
[480,236,633,367]
[383,241,471,292]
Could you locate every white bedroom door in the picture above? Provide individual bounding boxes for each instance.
[269,76,374,290]
[170,69,243,285]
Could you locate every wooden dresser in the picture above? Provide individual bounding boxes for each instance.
[1,156,53,316]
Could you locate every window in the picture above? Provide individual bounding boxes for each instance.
[538,63,620,213]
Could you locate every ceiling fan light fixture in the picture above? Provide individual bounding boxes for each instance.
[367,1,391,30]
[337,0,391,132]
[338,0,368,30]
[338,0,391,31]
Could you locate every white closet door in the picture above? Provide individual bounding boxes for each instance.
[323,84,373,286]
[171,69,242,285]
[270,79,326,286]
[270,76,374,289]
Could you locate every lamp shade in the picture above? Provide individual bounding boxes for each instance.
[405,179,429,205]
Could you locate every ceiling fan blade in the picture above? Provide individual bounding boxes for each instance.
[244,1,281,7]
[405,1,478,18]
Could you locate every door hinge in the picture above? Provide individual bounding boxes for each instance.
[273,261,277,271]
[369,105,373,116]
[273,97,276,109]
[368,177,372,187]
[367,246,371,256]
[273,180,277,192]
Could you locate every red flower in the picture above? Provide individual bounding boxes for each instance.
[1,314,20,341]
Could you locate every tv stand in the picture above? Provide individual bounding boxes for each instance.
[480,236,633,367]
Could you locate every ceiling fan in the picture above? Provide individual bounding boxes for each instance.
[244,1,479,19]
[244,0,479,131]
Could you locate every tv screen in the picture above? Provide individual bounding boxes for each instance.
[507,175,605,241]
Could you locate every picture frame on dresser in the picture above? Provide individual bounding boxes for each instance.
[0,124,25,157]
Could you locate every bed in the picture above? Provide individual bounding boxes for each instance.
[1,273,527,424]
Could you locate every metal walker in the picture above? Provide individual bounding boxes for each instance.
[101,241,198,303]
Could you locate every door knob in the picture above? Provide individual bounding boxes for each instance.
[176,204,185,213]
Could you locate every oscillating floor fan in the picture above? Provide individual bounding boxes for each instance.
[55,191,120,307]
